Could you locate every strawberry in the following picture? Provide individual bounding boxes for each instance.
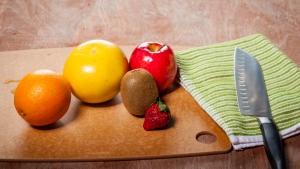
[143,97,171,131]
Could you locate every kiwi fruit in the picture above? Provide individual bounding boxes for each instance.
[120,69,159,116]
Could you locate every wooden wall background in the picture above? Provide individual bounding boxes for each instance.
[0,0,299,64]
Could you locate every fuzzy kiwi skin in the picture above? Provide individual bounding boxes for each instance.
[120,69,159,116]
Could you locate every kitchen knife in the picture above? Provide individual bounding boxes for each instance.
[234,48,285,169]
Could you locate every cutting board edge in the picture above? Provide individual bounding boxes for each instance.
[0,146,233,162]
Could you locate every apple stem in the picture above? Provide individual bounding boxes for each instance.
[148,44,163,52]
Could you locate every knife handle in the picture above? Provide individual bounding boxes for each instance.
[259,118,285,169]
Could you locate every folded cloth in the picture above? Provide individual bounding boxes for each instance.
[175,34,300,150]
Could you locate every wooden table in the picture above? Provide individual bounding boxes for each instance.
[0,0,299,168]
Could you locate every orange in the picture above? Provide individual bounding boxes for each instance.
[14,69,71,126]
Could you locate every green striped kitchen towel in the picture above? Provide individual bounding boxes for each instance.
[175,34,300,150]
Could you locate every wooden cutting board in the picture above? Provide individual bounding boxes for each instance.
[0,46,231,161]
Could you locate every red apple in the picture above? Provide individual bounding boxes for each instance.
[129,42,177,93]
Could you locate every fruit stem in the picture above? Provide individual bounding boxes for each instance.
[148,43,163,52]
[156,97,169,112]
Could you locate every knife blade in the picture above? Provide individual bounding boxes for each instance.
[234,47,285,169]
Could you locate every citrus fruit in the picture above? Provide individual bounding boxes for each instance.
[14,69,71,126]
[63,39,128,103]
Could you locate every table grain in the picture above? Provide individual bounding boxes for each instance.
[0,0,299,168]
